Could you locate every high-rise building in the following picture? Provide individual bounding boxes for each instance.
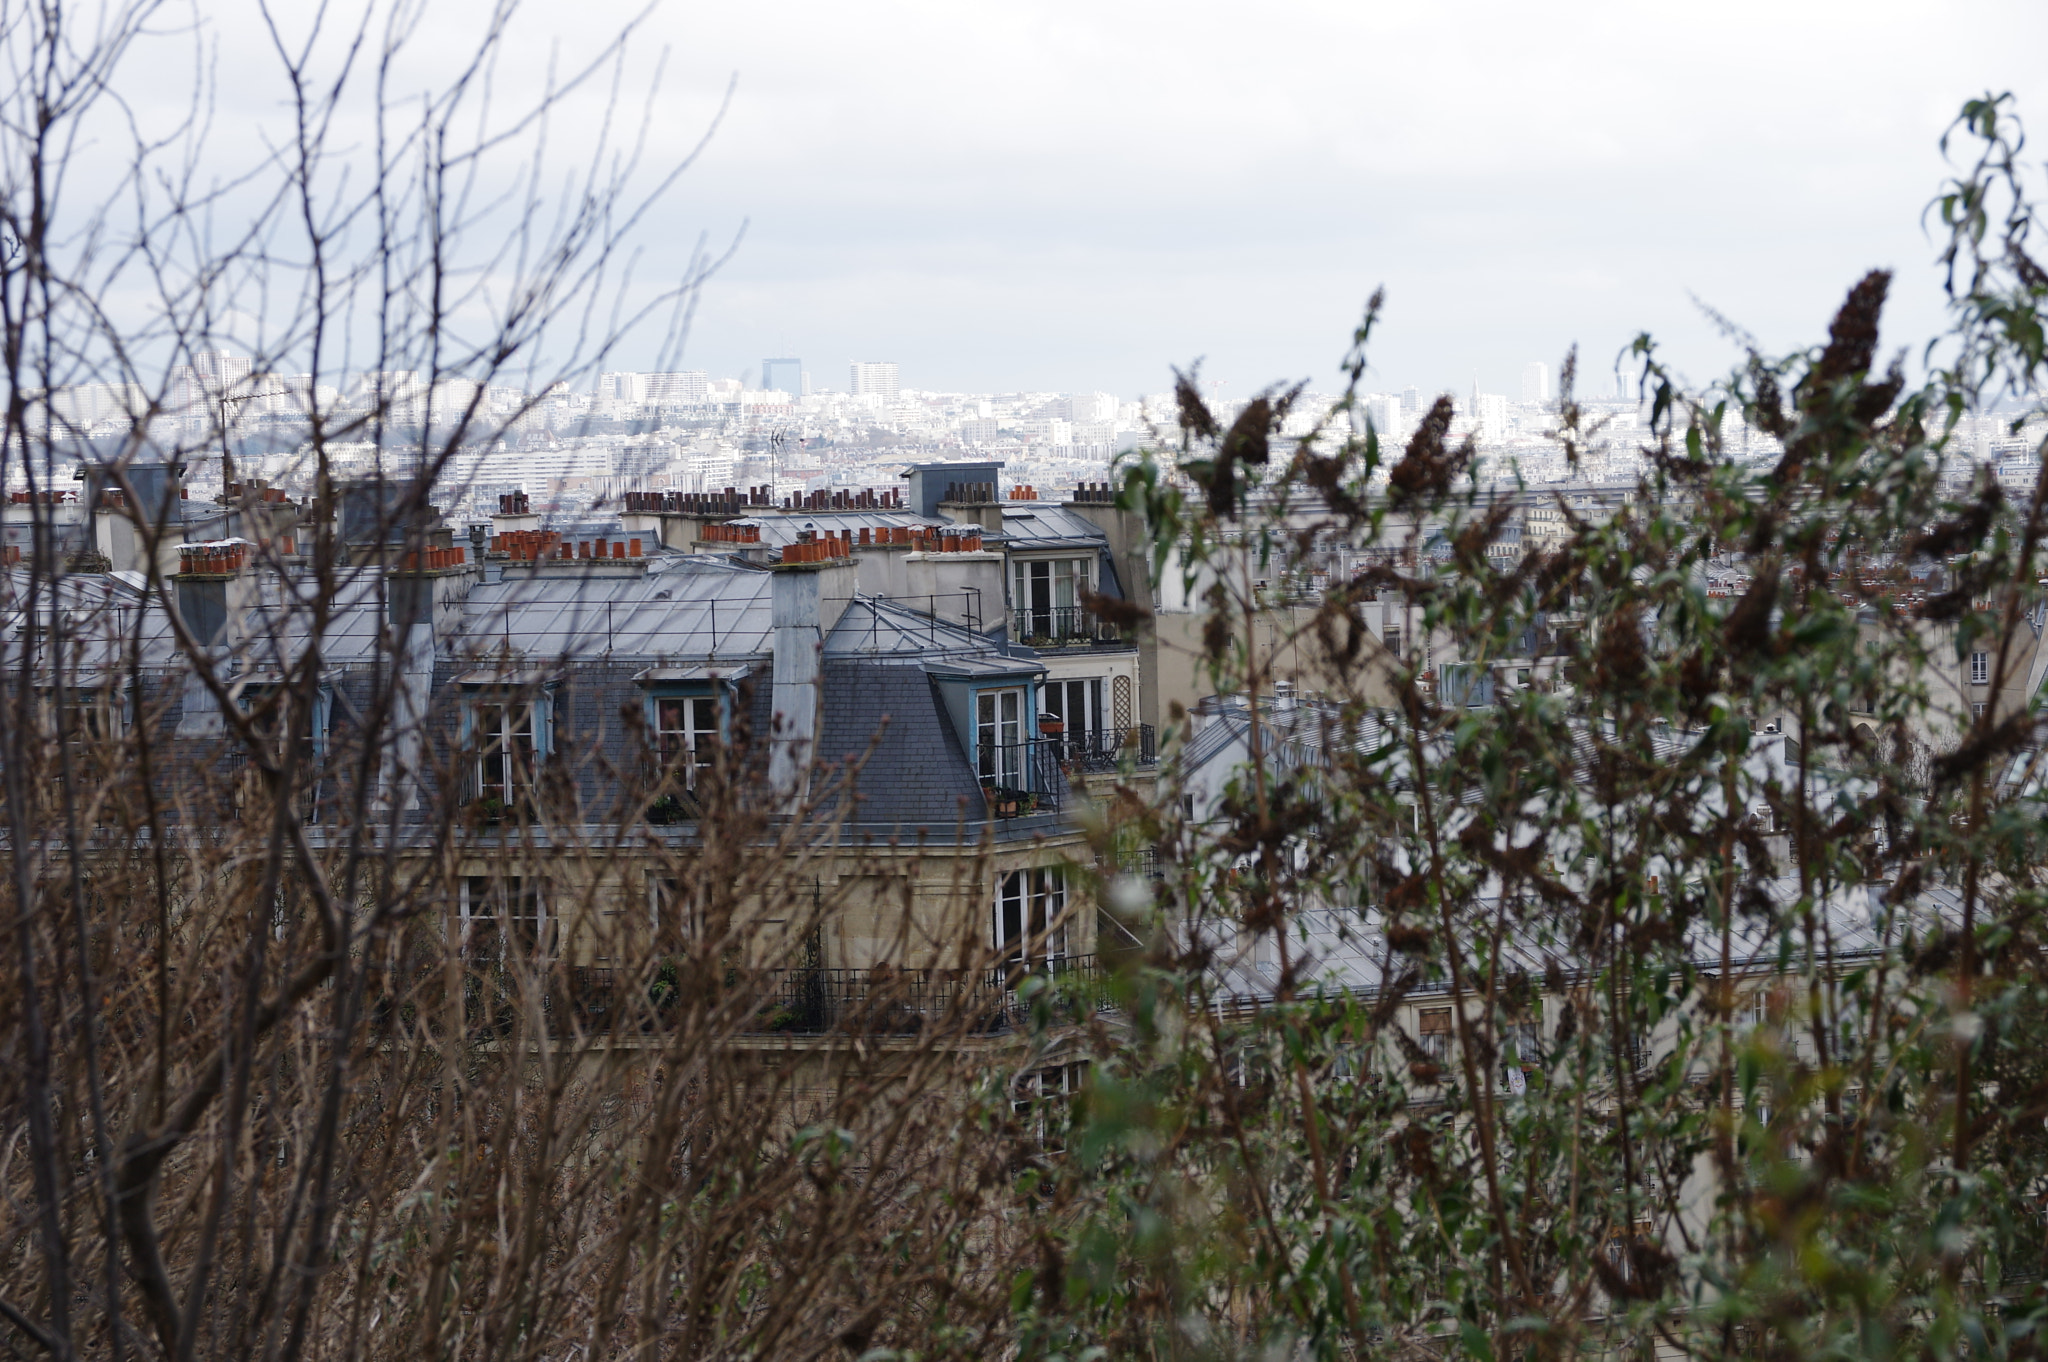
[761,357,803,397]
[849,361,899,400]
[645,371,709,404]
[1521,362,1552,404]
[1476,393,1509,443]
[170,349,256,430]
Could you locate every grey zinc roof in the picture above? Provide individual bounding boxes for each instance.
[825,595,1042,677]
[1000,505,1110,552]
[453,558,773,661]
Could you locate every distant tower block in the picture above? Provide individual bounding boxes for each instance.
[762,357,803,396]
[1522,361,1552,404]
[850,360,899,400]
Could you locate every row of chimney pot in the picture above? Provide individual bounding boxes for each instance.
[624,487,775,513]
[702,522,762,543]
[496,530,560,561]
[779,537,850,563]
[1070,482,1116,503]
[179,544,248,574]
[498,492,531,515]
[10,490,80,504]
[1007,485,1038,500]
[781,487,903,511]
[943,482,997,504]
[398,546,466,570]
[574,539,643,559]
[779,526,984,558]
[497,531,644,561]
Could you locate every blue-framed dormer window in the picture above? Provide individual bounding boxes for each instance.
[236,678,332,821]
[635,666,746,797]
[235,679,329,758]
[653,692,720,789]
[976,686,1026,786]
[459,682,556,805]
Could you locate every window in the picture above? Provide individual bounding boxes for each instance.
[1013,557,1092,640]
[1417,1006,1452,1063]
[460,876,551,959]
[239,683,324,759]
[1384,628,1402,660]
[1501,1015,1541,1083]
[235,683,329,821]
[1973,701,1988,719]
[1516,667,1532,687]
[995,866,1067,966]
[1041,677,1103,748]
[654,693,719,788]
[1971,650,1990,685]
[1012,1062,1083,1146]
[470,697,546,804]
[646,872,698,941]
[977,687,1025,787]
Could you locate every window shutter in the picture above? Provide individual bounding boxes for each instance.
[533,688,556,760]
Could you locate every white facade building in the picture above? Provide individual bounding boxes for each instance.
[850,361,900,401]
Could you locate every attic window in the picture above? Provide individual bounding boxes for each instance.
[654,694,719,788]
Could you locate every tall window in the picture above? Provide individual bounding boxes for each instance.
[1013,557,1091,639]
[1971,650,1990,685]
[1417,1007,1452,1063]
[461,876,550,959]
[646,872,699,941]
[473,701,538,803]
[977,687,1024,787]
[654,694,719,787]
[1501,1015,1541,1084]
[995,866,1067,965]
[1041,677,1102,742]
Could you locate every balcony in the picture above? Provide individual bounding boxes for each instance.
[1043,723,1155,774]
[373,956,1112,1040]
[977,738,1066,817]
[1011,605,1126,648]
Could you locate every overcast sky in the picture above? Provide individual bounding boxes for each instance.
[207,1,2048,401]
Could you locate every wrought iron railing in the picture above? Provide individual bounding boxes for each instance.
[1011,605,1124,646]
[371,956,1111,1040]
[1041,723,1155,773]
[976,738,1066,816]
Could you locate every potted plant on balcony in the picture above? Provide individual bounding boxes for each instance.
[1037,716,1064,736]
[645,792,689,825]
[984,784,1024,816]
[467,795,508,829]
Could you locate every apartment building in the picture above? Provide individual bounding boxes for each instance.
[5,462,1158,1058]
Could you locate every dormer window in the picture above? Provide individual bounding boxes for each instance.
[1013,557,1093,642]
[654,693,719,788]
[456,677,556,810]
[474,701,539,804]
[633,668,746,806]
[977,687,1024,787]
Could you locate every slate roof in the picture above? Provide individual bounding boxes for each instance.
[813,660,989,830]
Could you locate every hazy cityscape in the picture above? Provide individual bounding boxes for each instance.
[26,351,2048,526]
[7,3,2048,1361]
